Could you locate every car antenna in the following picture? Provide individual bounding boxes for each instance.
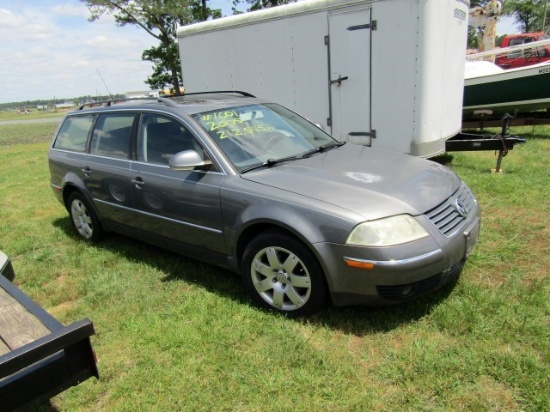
[96,68,114,99]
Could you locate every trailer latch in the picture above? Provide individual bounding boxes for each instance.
[349,131,376,139]
[331,75,349,86]
[347,20,377,31]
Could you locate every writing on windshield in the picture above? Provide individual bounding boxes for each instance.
[200,110,275,140]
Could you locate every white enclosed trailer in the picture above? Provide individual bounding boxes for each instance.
[177,0,469,157]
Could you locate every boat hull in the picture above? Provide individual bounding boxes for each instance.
[463,62,550,119]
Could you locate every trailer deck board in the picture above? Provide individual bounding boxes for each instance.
[0,286,51,353]
[0,340,9,357]
[0,273,98,411]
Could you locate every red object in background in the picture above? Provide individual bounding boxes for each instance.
[496,32,550,69]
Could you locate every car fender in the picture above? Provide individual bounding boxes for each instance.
[228,198,355,272]
[61,172,96,213]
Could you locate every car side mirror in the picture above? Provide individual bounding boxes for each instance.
[169,150,213,171]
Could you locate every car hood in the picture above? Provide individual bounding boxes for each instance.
[241,144,461,220]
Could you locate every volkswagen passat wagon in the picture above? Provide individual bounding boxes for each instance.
[48,93,480,316]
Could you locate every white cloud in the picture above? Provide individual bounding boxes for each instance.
[52,3,89,18]
[0,1,159,103]
[0,8,20,26]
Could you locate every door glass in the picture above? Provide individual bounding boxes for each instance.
[53,115,95,152]
[90,113,135,159]
[138,114,204,165]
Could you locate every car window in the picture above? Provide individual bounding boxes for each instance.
[137,114,206,165]
[90,113,135,159]
[53,115,94,152]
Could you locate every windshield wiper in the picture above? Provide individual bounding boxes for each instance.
[240,155,300,174]
[240,142,345,173]
[302,141,346,158]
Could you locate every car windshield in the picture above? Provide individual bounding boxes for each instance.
[192,103,338,172]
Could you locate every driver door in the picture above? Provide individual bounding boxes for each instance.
[129,113,226,254]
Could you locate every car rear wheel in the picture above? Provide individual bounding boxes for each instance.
[242,231,329,316]
[68,192,103,241]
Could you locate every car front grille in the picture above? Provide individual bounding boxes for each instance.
[376,260,464,302]
[425,184,477,237]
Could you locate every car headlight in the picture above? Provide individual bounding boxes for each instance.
[346,215,429,246]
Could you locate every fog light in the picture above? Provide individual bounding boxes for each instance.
[400,285,413,296]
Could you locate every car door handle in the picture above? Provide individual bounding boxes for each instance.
[131,177,145,189]
[81,167,92,176]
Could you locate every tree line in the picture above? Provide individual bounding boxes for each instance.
[0,95,125,111]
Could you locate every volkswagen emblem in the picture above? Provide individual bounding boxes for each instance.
[453,198,468,218]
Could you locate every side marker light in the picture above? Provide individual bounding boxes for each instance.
[344,258,374,270]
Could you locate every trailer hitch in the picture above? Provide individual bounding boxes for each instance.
[446,113,526,173]
[493,113,514,173]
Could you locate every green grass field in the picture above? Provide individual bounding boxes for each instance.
[0,122,548,411]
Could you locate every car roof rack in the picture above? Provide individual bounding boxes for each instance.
[77,96,178,110]
[182,91,256,98]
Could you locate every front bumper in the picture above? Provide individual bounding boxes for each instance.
[314,214,481,306]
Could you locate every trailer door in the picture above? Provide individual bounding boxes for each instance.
[328,8,372,145]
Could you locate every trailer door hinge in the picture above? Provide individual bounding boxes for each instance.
[324,35,329,46]
[327,117,332,127]
[347,20,377,31]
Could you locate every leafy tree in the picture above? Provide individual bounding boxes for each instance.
[502,0,548,33]
[232,0,294,13]
[495,33,508,47]
[468,26,479,49]
[81,0,221,95]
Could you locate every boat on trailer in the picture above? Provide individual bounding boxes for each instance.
[463,60,550,120]
[463,37,550,121]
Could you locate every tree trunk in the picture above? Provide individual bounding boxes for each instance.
[173,68,182,95]
[202,0,207,20]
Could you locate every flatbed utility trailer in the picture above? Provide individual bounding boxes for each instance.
[0,252,98,411]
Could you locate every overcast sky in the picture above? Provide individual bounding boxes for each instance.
[0,0,235,104]
[0,1,518,105]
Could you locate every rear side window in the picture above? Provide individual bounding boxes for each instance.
[53,115,94,152]
[90,113,135,159]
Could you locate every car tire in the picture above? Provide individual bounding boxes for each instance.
[68,192,104,241]
[242,230,329,316]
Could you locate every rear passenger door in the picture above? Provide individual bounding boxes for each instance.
[129,113,226,255]
[83,112,137,226]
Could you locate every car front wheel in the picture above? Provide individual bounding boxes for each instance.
[68,192,103,241]
[242,231,329,316]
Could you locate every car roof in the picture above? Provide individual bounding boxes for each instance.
[69,92,269,117]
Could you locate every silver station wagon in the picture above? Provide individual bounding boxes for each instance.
[49,93,480,316]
